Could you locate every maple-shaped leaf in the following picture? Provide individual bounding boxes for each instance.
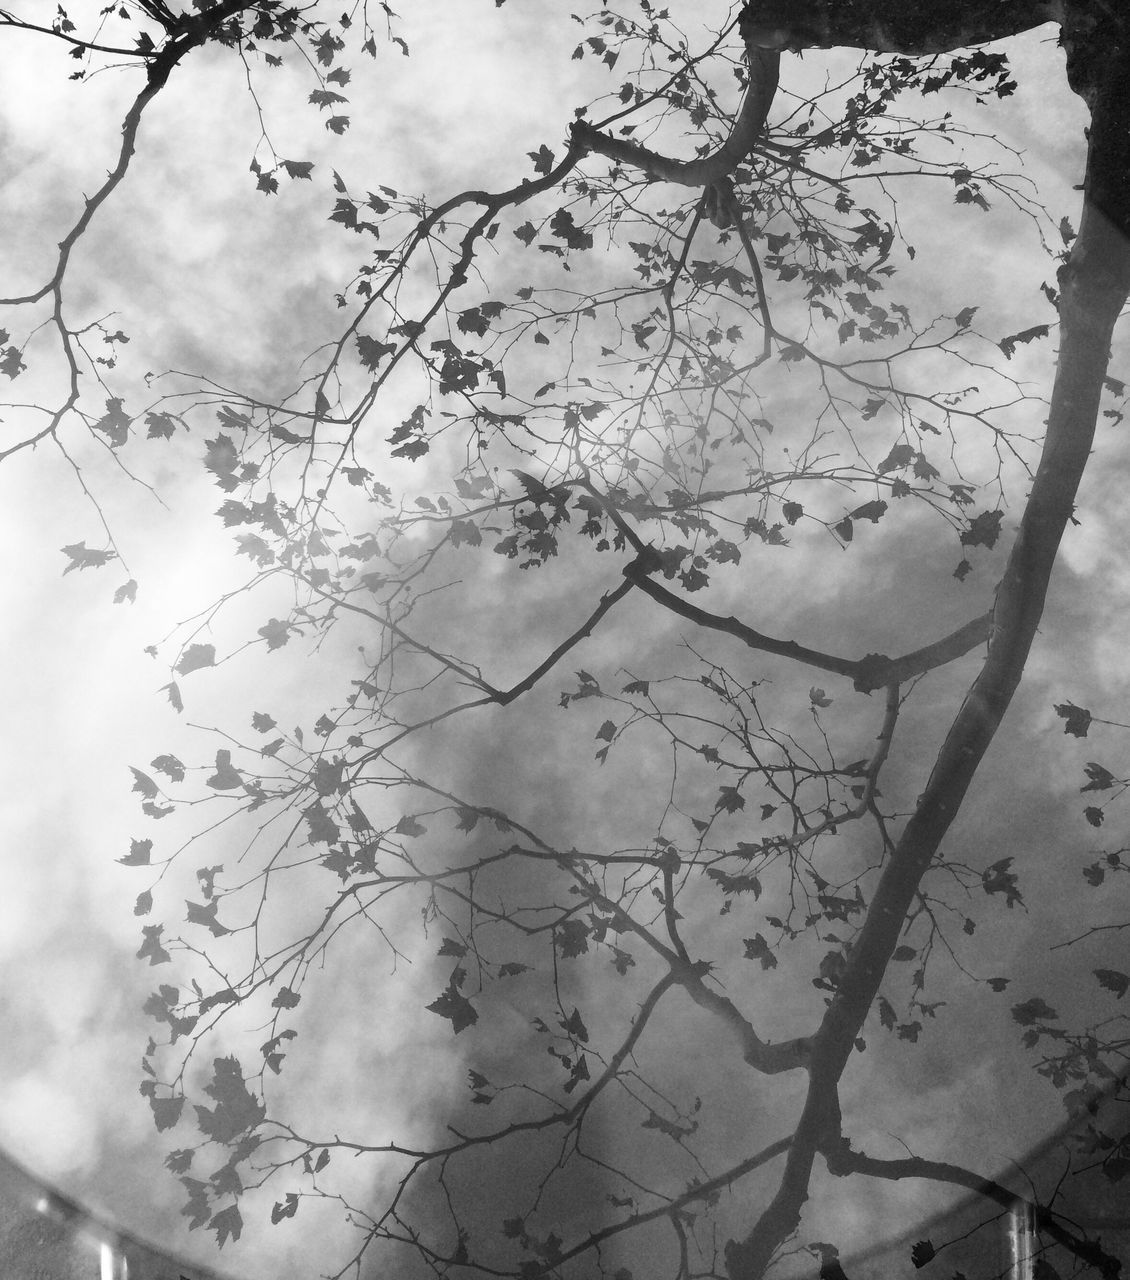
[1095,968,1129,999]
[210,1203,243,1248]
[204,434,241,491]
[119,837,153,867]
[559,1006,589,1042]
[715,785,745,814]
[743,934,778,970]
[555,919,590,958]
[877,996,898,1029]
[1085,805,1105,827]
[61,542,117,574]
[1054,701,1092,737]
[356,333,396,370]
[136,924,170,966]
[528,143,555,175]
[1011,997,1058,1025]
[134,890,153,917]
[809,687,833,708]
[427,986,478,1034]
[438,937,467,958]
[175,643,215,676]
[981,857,1022,908]
[195,1057,264,1146]
[960,509,1004,549]
[206,749,243,790]
[304,801,341,845]
[251,711,276,732]
[396,814,426,837]
[162,682,183,713]
[271,986,301,1009]
[113,579,138,605]
[499,961,529,977]
[185,898,229,938]
[878,443,915,473]
[257,618,292,651]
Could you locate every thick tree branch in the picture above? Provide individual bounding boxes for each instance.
[624,553,991,690]
[570,48,780,206]
[824,1142,1123,1274]
[739,0,1063,55]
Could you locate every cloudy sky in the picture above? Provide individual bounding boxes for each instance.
[0,5,1127,1278]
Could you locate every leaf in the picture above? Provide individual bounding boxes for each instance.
[119,837,153,866]
[206,749,243,790]
[878,443,915,473]
[175,643,216,676]
[186,898,229,938]
[113,579,138,604]
[742,934,778,970]
[555,919,590,958]
[877,996,897,1029]
[137,925,171,966]
[910,1239,935,1267]
[981,857,1022,908]
[134,890,153,917]
[987,977,1010,992]
[271,986,301,1009]
[1085,805,1105,827]
[438,937,467,958]
[560,1006,589,1041]
[595,720,616,743]
[960,509,1004,549]
[210,1204,243,1248]
[998,323,1049,359]
[1011,997,1059,1025]
[61,542,117,574]
[271,1194,299,1224]
[1095,968,1129,999]
[427,986,478,1034]
[203,434,241,491]
[809,687,832,708]
[151,754,184,782]
[1081,762,1116,792]
[281,159,314,180]
[715,786,745,814]
[528,143,555,175]
[195,1057,264,1144]
[149,1095,183,1133]
[1054,701,1092,737]
[130,767,159,800]
[850,499,887,523]
[396,814,426,837]
[257,618,292,651]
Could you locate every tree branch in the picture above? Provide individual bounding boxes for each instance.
[624,552,990,690]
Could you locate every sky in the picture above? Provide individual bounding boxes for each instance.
[0,5,1127,1279]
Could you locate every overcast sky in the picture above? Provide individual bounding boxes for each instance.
[0,6,1127,1278]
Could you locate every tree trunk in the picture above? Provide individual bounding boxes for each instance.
[725,10,1130,1279]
